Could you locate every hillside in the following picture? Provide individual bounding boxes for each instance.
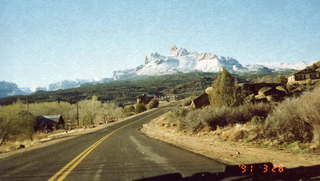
[0,71,295,106]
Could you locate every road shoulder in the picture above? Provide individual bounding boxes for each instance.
[141,114,320,168]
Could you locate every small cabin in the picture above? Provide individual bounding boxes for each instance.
[35,115,65,132]
[288,68,320,84]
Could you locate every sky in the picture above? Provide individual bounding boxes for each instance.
[1,0,320,89]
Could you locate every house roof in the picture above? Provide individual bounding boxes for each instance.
[40,115,63,123]
[293,62,320,75]
[295,68,318,75]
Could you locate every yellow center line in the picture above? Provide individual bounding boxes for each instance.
[48,109,164,181]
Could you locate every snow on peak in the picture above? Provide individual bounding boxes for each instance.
[112,46,313,80]
[113,46,245,79]
[169,45,190,56]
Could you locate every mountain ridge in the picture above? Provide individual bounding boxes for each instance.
[0,81,31,98]
[112,46,308,80]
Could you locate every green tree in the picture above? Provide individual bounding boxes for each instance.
[209,68,237,107]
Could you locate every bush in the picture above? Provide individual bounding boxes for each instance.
[147,99,159,109]
[123,105,135,113]
[170,103,273,133]
[169,107,190,119]
[180,109,209,132]
[135,103,147,113]
[180,96,196,106]
[263,88,320,145]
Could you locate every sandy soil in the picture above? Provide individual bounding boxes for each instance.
[141,115,320,168]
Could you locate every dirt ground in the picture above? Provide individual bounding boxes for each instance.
[141,115,320,168]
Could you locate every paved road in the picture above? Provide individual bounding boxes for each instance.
[0,107,225,181]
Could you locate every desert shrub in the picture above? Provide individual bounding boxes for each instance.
[174,103,273,133]
[123,105,135,114]
[263,88,320,145]
[179,109,209,132]
[147,99,159,109]
[135,103,147,113]
[180,96,197,106]
[182,99,192,106]
[169,107,189,119]
[247,103,274,118]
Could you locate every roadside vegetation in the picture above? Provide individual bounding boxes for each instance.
[0,96,128,147]
[135,103,147,113]
[147,99,159,109]
[161,68,320,152]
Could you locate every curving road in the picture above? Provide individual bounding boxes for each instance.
[0,107,225,181]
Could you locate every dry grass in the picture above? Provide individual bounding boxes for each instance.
[166,103,273,133]
[263,88,320,147]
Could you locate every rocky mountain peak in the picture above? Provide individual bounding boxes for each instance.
[169,46,190,56]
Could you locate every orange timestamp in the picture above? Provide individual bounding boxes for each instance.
[238,164,285,175]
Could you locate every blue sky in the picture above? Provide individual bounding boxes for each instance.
[1,0,320,89]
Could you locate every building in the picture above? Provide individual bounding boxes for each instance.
[136,94,154,105]
[288,68,320,84]
[35,115,65,132]
[191,93,210,109]
[239,83,283,95]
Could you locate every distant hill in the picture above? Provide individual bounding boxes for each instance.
[0,71,295,106]
[47,78,113,91]
[0,81,31,98]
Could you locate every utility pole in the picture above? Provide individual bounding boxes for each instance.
[26,96,29,112]
[76,102,79,127]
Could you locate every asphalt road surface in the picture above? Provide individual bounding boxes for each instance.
[0,107,225,181]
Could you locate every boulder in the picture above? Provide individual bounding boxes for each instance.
[258,87,272,95]
[191,93,210,109]
[205,87,213,95]
[275,86,287,93]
